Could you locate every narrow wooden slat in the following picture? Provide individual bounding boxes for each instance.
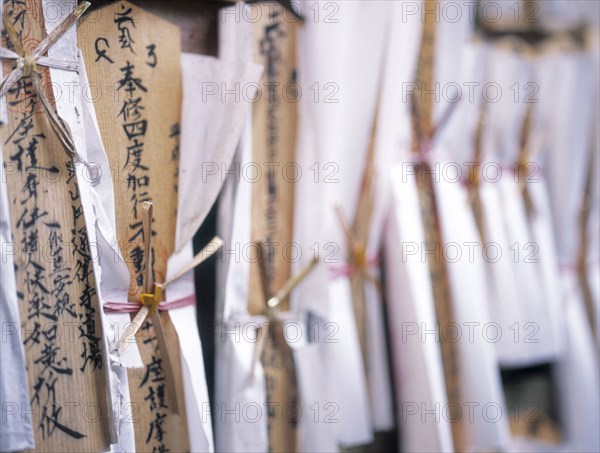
[78,3,189,450]
[249,4,300,449]
[410,1,466,450]
[1,1,110,450]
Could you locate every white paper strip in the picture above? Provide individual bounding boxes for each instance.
[169,50,261,453]
[215,1,256,323]
[556,273,600,453]
[291,1,395,446]
[176,53,262,252]
[373,2,448,451]
[435,171,511,452]
[386,166,453,453]
[214,5,269,450]
[539,42,600,453]
[165,243,212,452]
[290,310,339,453]
[215,113,269,452]
[481,47,559,364]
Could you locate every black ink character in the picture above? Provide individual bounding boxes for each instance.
[94,37,114,64]
[114,4,137,53]
[146,44,157,68]
[118,62,148,96]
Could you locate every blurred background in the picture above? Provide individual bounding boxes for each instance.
[86,1,599,452]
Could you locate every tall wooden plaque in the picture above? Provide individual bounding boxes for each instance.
[1,0,110,451]
[78,3,189,451]
[249,3,300,451]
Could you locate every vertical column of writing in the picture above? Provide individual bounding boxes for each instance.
[250,5,299,452]
[10,91,88,444]
[66,161,103,378]
[169,123,180,203]
[249,5,298,313]
[139,321,168,450]
[114,3,152,296]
